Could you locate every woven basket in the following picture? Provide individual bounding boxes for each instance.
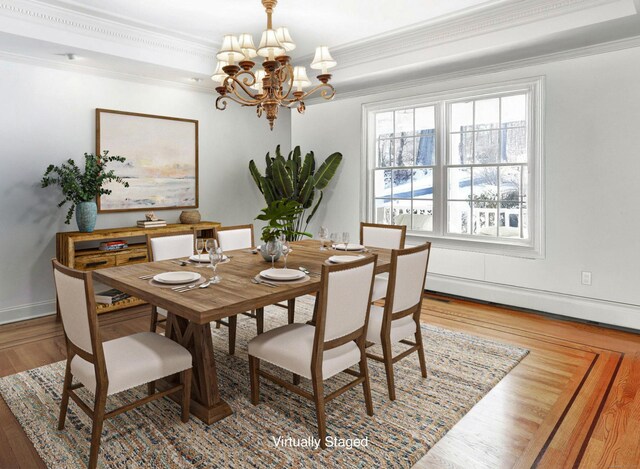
[179,210,201,224]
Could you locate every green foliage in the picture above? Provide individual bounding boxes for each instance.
[41,151,129,224]
[255,200,312,243]
[249,145,342,238]
[467,190,520,209]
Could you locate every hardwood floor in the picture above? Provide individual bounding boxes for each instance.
[0,295,638,468]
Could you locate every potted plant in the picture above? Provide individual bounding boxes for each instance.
[255,200,311,262]
[41,151,129,232]
[249,145,342,240]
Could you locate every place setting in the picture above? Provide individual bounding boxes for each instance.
[252,236,310,287]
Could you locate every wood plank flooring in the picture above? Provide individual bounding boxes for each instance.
[0,295,638,468]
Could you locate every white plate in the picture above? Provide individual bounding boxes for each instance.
[328,255,365,264]
[256,246,293,253]
[334,243,365,251]
[153,271,201,285]
[260,268,305,281]
[189,254,228,263]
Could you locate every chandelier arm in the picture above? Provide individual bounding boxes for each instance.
[273,65,295,102]
[223,75,263,104]
[219,93,263,108]
[299,83,336,101]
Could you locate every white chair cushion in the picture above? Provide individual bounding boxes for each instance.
[371,273,389,301]
[248,323,361,380]
[366,305,417,344]
[71,332,192,396]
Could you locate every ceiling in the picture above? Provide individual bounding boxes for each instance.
[0,0,639,95]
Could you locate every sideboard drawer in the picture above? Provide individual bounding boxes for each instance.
[75,255,116,271]
[116,250,148,266]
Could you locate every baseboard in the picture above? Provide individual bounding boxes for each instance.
[0,300,56,325]
[427,273,640,330]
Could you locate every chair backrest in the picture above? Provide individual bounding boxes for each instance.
[385,243,431,320]
[147,231,195,262]
[51,260,103,362]
[315,255,377,348]
[360,222,407,250]
[215,224,254,251]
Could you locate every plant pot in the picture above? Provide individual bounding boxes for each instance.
[76,201,97,233]
[259,240,282,262]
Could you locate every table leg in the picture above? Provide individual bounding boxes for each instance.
[164,313,233,424]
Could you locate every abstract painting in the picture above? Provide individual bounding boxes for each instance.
[96,109,198,212]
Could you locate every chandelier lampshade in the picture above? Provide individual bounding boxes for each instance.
[216,35,245,64]
[213,0,337,130]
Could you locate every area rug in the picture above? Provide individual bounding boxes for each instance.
[0,295,528,468]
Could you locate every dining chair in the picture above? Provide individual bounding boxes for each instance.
[214,224,296,355]
[365,243,431,401]
[52,260,192,469]
[248,255,377,448]
[147,231,196,334]
[359,222,407,301]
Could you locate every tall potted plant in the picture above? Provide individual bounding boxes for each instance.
[249,145,342,240]
[41,151,129,232]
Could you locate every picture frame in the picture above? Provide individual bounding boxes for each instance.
[96,108,199,213]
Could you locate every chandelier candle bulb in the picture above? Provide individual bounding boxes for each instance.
[213,0,336,130]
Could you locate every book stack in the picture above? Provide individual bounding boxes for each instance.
[95,288,131,305]
[98,240,128,251]
[137,219,167,228]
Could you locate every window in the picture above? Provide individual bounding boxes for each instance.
[364,78,543,256]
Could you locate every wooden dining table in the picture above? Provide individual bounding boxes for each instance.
[92,239,392,424]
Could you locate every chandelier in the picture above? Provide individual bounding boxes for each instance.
[211,0,337,130]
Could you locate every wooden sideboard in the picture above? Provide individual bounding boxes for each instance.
[56,221,220,315]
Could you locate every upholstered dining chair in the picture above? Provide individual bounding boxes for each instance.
[359,222,407,302]
[248,255,377,448]
[214,224,296,355]
[52,260,192,469]
[147,231,195,333]
[365,243,431,400]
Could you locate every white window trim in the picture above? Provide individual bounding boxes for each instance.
[361,76,545,259]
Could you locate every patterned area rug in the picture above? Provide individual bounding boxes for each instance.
[0,296,528,468]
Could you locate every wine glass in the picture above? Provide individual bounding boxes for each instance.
[329,232,339,250]
[266,238,279,270]
[342,232,350,250]
[318,226,329,251]
[209,247,223,284]
[280,233,290,269]
[205,238,217,255]
[194,238,205,266]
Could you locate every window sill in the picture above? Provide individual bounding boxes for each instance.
[405,231,544,259]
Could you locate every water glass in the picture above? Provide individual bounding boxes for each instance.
[209,247,223,284]
[280,234,291,269]
[329,232,339,250]
[342,232,350,249]
[194,238,205,267]
[266,238,279,270]
[318,226,329,251]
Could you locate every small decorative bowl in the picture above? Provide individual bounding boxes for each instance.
[179,210,201,224]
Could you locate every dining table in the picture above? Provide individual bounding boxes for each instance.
[92,239,392,424]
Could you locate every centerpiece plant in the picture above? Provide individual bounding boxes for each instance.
[249,145,342,240]
[255,200,312,262]
[41,151,129,232]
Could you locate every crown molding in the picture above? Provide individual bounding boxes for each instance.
[0,49,215,94]
[0,0,217,61]
[298,0,626,68]
[306,34,640,104]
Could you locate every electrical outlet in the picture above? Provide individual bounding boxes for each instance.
[581,271,592,286]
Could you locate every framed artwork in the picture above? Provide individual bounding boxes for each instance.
[96,108,199,212]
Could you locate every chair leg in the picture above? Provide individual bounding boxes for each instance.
[292,373,300,385]
[228,315,237,355]
[57,359,73,430]
[382,338,396,401]
[249,355,260,405]
[256,307,264,335]
[181,368,192,423]
[287,299,295,324]
[358,346,374,416]
[88,386,108,469]
[311,373,327,449]
[216,320,221,329]
[415,321,428,379]
[147,380,156,397]
[149,306,158,333]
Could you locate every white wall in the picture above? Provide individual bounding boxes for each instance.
[0,60,290,323]
[292,47,640,329]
